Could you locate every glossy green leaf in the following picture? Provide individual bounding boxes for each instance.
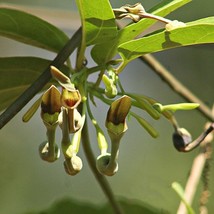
[25,197,166,214]
[75,0,117,46]
[118,17,214,63]
[91,0,191,64]
[0,57,69,112]
[0,8,69,52]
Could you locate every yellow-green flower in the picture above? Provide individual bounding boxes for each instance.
[106,95,131,136]
[61,88,81,110]
[41,85,61,125]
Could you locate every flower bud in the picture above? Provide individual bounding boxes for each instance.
[61,88,82,133]
[41,85,61,126]
[131,112,158,138]
[172,128,192,152]
[102,74,117,99]
[22,96,42,122]
[106,95,131,137]
[153,103,199,113]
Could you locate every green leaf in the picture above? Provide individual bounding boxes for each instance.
[118,0,191,44]
[25,197,167,214]
[0,8,69,52]
[75,0,117,46]
[0,57,69,112]
[91,0,191,64]
[118,17,214,64]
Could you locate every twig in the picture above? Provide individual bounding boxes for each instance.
[141,54,214,122]
[199,141,212,214]
[0,27,82,129]
[81,118,124,214]
[177,110,214,214]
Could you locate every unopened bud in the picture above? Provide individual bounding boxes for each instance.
[172,128,192,152]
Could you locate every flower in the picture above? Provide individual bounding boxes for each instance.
[106,95,131,136]
[61,88,81,109]
[41,85,61,125]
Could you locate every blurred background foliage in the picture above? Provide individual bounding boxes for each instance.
[0,0,213,213]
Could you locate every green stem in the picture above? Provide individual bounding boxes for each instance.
[87,83,112,105]
[75,1,86,71]
[86,98,108,153]
[87,65,107,76]
[140,12,171,24]
[46,126,56,157]
[94,69,105,89]
[81,119,124,214]
[108,137,120,171]
[61,108,71,147]
[71,130,82,154]
[117,78,125,94]
[116,61,128,75]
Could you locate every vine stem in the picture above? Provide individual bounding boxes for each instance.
[81,118,124,214]
[0,27,82,130]
[177,121,214,214]
[141,54,214,122]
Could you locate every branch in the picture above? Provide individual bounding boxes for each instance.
[81,118,124,214]
[0,27,82,129]
[141,54,214,122]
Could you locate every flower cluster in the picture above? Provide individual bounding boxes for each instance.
[39,66,84,175]
[28,66,133,176]
[23,65,204,176]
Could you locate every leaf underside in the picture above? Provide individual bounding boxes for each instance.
[0,8,69,52]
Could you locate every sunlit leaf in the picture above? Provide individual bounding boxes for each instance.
[118,17,214,64]
[0,8,69,52]
[75,0,117,46]
[0,57,69,112]
[91,0,191,64]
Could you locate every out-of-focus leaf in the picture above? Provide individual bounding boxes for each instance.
[91,0,191,64]
[75,0,117,46]
[24,197,169,214]
[118,17,214,64]
[0,8,69,52]
[0,57,69,112]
